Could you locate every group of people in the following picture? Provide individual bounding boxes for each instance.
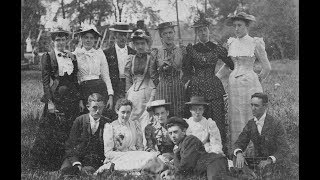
[30,11,293,179]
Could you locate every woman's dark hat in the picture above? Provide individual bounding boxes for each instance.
[50,27,70,40]
[109,22,133,33]
[154,22,177,30]
[166,117,189,130]
[75,24,102,38]
[185,96,209,106]
[191,13,211,28]
[225,11,256,26]
[130,29,151,43]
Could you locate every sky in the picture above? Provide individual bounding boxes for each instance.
[41,0,202,29]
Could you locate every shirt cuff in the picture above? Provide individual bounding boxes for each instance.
[72,162,82,166]
[268,156,276,163]
[234,148,243,156]
[107,89,114,96]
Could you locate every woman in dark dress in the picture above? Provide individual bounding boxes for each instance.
[30,27,81,171]
[182,16,234,155]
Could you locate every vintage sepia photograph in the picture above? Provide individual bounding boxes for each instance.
[21,0,299,179]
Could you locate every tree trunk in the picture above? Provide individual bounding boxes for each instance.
[275,41,285,60]
[61,0,66,19]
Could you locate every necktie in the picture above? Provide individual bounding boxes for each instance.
[92,120,99,134]
[255,120,263,134]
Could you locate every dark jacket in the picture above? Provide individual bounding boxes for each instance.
[40,50,79,103]
[174,135,225,176]
[233,114,291,162]
[103,45,136,98]
[64,114,112,165]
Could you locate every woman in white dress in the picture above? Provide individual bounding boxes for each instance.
[97,98,162,173]
[185,96,224,155]
[216,12,271,155]
[73,24,114,114]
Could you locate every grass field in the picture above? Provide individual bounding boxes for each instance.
[21,59,299,179]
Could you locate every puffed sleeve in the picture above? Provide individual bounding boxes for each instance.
[217,43,234,70]
[181,44,194,85]
[103,123,115,158]
[207,118,223,154]
[124,55,134,93]
[99,49,114,95]
[149,48,159,87]
[134,120,144,151]
[254,37,271,82]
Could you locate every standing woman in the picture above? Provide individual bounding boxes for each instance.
[73,25,114,114]
[216,12,271,154]
[182,16,234,155]
[31,27,81,170]
[124,29,156,129]
[150,22,187,118]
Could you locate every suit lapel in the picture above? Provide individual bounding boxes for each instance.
[261,114,272,136]
[83,114,92,135]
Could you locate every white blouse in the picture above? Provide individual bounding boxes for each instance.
[186,117,223,154]
[73,47,114,95]
[54,49,74,76]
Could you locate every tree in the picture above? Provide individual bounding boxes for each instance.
[22,0,46,59]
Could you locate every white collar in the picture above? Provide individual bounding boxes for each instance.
[237,34,250,41]
[81,47,96,53]
[89,114,100,123]
[115,43,127,51]
[254,112,267,124]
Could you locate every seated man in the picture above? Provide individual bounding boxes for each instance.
[162,117,228,180]
[144,100,175,163]
[60,93,112,176]
[232,92,292,179]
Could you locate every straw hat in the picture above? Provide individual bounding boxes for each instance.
[154,22,177,30]
[130,29,151,43]
[225,11,256,26]
[75,24,102,38]
[185,96,209,106]
[109,22,133,33]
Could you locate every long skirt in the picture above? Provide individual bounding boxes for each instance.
[155,75,186,118]
[228,71,263,156]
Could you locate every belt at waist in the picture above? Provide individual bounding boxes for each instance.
[79,75,100,82]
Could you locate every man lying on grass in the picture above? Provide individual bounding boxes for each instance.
[160,117,229,180]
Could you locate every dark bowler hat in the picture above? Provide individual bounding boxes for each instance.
[185,96,209,106]
[154,22,177,30]
[75,24,102,38]
[225,11,256,26]
[109,22,133,33]
[50,27,70,40]
[166,117,189,130]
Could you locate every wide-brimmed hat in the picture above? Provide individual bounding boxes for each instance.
[166,117,189,130]
[185,96,209,106]
[109,22,133,33]
[149,99,171,109]
[50,27,70,40]
[154,22,177,30]
[130,29,151,43]
[225,11,256,26]
[75,24,102,38]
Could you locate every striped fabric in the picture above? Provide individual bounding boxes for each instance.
[155,69,185,118]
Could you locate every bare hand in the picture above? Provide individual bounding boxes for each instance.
[235,152,245,168]
[79,100,85,113]
[106,96,113,110]
[161,170,174,180]
[258,159,271,169]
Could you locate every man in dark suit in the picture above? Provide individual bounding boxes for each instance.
[232,92,291,179]
[103,22,136,110]
[60,93,112,177]
[161,117,228,180]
